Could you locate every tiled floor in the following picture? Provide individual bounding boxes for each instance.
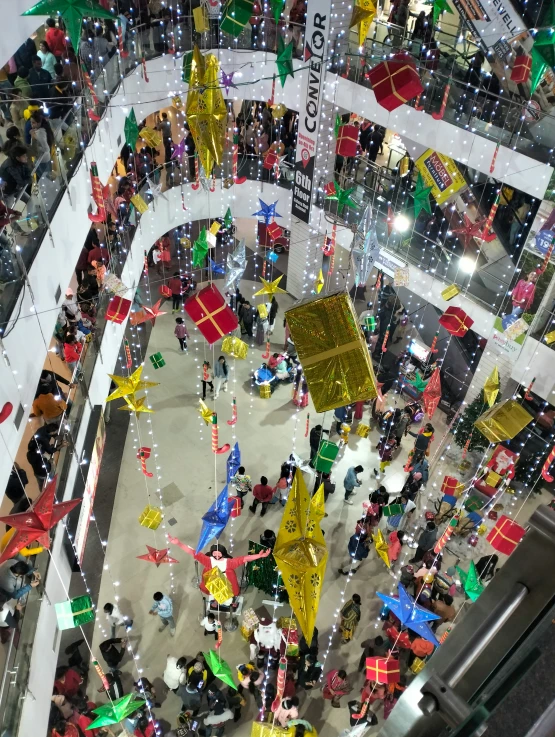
[86,279,549,736]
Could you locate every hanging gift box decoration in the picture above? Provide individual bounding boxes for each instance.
[185,284,239,345]
[367,53,424,112]
[149,352,166,369]
[439,306,474,337]
[474,399,533,443]
[106,296,132,324]
[230,496,242,518]
[138,505,163,529]
[366,656,401,683]
[222,336,248,359]
[159,285,172,298]
[441,284,460,301]
[55,595,95,630]
[260,384,271,398]
[356,423,370,438]
[504,318,528,342]
[335,124,360,156]
[314,439,340,473]
[324,181,336,197]
[193,5,210,31]
[266,222,283,241]
[203,567,234,603]
[220,0,254,36]
[510,54,532,84]
[393,266,409,287]
[130,194,149,214]
[486,515,525,555]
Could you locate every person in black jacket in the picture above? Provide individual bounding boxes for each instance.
[49,63,72,120]
[0,145,32,200]
[5,464,28,503]
[297,652,322,689]
[28,56,52,99]
[99,637,128,673]
[309,424,328,467]
[13,38,37,73]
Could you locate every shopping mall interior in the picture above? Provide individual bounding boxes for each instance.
[1,1,555,736]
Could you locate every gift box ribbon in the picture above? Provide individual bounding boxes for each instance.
[195,295,227,337]
[302,339,362,367]
[372,63,414,103]
[442,312,470,333]
[367,664,400,679]
[489,524,522,546]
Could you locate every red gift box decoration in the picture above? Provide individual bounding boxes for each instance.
[425,511,435,521]
[230,496,242,518]
[487,445,517,480]
[439,306,474,337]
[335,124,359,156]
[468,533,479,547]
[368,54,424,112]
[486,515,525,555]
[267,222,283,241]
[510,55,531,84]
[184,283,239,345]
[106,296,132,324]
[487,510,498,521]
[441,475,463,495]
[263,151,279,170]
[159,285,172,298]
[324,181,336,197]
[366,656,400,683]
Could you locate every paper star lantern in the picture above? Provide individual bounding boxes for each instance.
[221,69,237,94]
[223,207,233,229]
[208,257,226,275]
[432,0,454,23]
[455,561,484,602]
[0,476,81,563]
[129,299,168,326]
[118,394,153,415]
[137,545,178,566]
[451,214,487,250]
[352,204,380,287]
[198,399,214,425]
[349,0,376,46]
[203,650,236,689]
[197,486,235,552]
[270,0,285,21]
[171,137,186,162]
[252,198,282,225]
[226,442,241,482]
[22,0,113,52]
[276,36,295,87]
[531,45,548,94]
[145,177,165,200]
[274,469,328,643]
[86,694,145,730]
[106,366,159,403]
[325,181,357,215]
[124,108,139,149]
[483,366,500,407]
[186,46,227,175]
[254,275,287,297]
[533,1,555,68]
[407,371,429,393]
[376,584,440,646]
[373,529,390,568]
[225,238,246,289]
[412,173,433,218]
[314,269,324,294]
[193,227,210,268]
[422,367,441,418]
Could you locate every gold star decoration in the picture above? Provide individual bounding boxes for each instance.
[374,529,390,568]
[314,269,324,294]
[198,400,214,425]
[118,395,154,414]
[349,0,376,46]
[106,366,159,403]
[254,275,287,297]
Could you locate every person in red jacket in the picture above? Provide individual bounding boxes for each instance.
[63,335,83,374]
[168,271,184,313]
[249,476,274,516]
[45,18,67,59]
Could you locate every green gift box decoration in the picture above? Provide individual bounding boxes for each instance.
[182,50,194,84]
[149,352,165,369]
[383,503,404,517]
[314,439,339,473]
[464,496,483,513]
[363,316,376,330]
[220,0,254,35]
[55,595,95,631]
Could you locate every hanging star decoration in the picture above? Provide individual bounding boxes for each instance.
[86,694,146,730]
[171,137,187,162]
[377,583,440,645]
[432,0,454,23]
[22,0,114,52]
[145,176,164,199]
[325,181,358,215]
[197,486,235,552]
[412,172,433,218]
[118,395,153,415]
[225,238,246,289]
[227,442,241,482]
[193,227,210,268]
[254,275,287,297]
[252,198,282,225]
[533,1,555,69]
[130,299,167,326]
[531,45,548,94]
[270,0,285,21]
[221,69,238,95]
[422,367,442,418]
[451,214,487,250]
[124,108,139,149]
[314,269,324,294]
[276,36,295,87]
[274,469,328,643]
[223,207,233,229]
[198,399,214,425]
[0,476,81,563]
[455,561,484,602]
[137,545,179,567]
[186,46,227,175]
[349,0,376,46]
[208,257,226,275]
[106,366,159,403]
[373,529,390,568]
[483,366,500,407]
[203,650,236,689]
[407,370,429,393]
[352,204,380,287]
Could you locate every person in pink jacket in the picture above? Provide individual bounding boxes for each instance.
[273,696,299,727]
[388,530,405,563]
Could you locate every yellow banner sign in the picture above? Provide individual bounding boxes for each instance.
[415,149,466,205]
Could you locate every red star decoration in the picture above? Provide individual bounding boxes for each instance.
[136,545,178,566]
[0,477,81,563]
[422,367,442,418]
[451,214,487,250]
[130,299,168,326]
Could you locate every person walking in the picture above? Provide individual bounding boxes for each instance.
[174,317,189,352]
[309,424,328,467]
[202,361,214,399]
[213,356,229,398]
[340,594,362,643]
[344,465,363,505]
[249,476,274,516]
[200,612,219,640]
[338,531,370,575]
[230,466,252,508]
[99,637,127,674]
[149,591,176,636]
[168,272,184,313]
[322,668,351,708]
[409,522,437,564]
[103,602,133,638]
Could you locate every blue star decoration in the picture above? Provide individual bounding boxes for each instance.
[252,198,282,225]
[221,70,238,95]
[207,257,226,275]
[227,442,241,483]
[197,486,235,552]
[377,583,440,646]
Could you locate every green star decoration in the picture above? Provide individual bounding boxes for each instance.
[432,0,454,24]
[23,0,114,52]
[124,108,139,150]
[407,370,429,393]
[223,207,233,229]
[533,1,555,68]
[412,172,433,218]
[325,180,358,215]
[276,36,295,87]
[192,228,210,268]
[270,0,285,21]
[335,114,343,138]
[531,46,548,94]
[455,561,484,602]
[203,650,236,690]
[86,694,145,730]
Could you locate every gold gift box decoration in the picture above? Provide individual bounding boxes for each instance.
[210,221,221,236]
[285,291,377,413]
[277,616,297,631]
[356,423,370,438]
[545,330,555,345]
[203,567,234,604]
[139,505,163,530]
[130,194,149,214]
[441,284,460,301]
[485,471,501,487]
[474,399,533,443]
[260,385,271,399]
[222,336,248,359]
[257,303,268,320]
[193,5,209,31]
[139,126,162,148]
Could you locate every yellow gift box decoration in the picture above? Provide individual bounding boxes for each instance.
[485,471,502,488]
[410,657,426,674]
[210,221,221,236]
[356,423,370,438]
[545,330,555,345]
[139,127,162,148]
[203,567,234,604]
[130,194,149,214]
[222,336,248,359]
[441,284,460,301]
[477,523,488,536]
[285,291,377,413]
[277,616,297,630]
[193,5,209,31]
[139,505,163,530]
[172,95,183,108]
[474,399,533,443]
[257,303,268,320]
[260,385,271,399]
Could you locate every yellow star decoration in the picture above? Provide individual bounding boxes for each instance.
[271,103,288,120]
[106,366,159,403]
[118,395,154,414]
[254,275,287,297]
[198,399,214,425]
[483,365,499,408]
[374,529,390,568]
[349,0,376,46]
[314,269,324,294]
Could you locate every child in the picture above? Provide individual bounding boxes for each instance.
[202,361,214,399]
[230,466,252,507]
[174,317,189,352]
[200,612,219,640]
[376,435,398,477]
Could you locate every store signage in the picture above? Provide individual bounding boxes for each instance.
[291,0,331,223]
[376,249,407,277]
[415,149,466,205]
[452,0,525,57]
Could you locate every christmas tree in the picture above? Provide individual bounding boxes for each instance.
[246,541,288,603]
[452,390,491,453]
